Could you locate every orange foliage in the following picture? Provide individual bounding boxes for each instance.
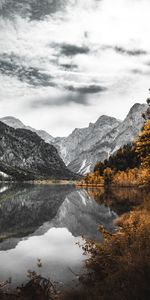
[76,171,104,187]
[81,199,150,300]
[112,167,150,186]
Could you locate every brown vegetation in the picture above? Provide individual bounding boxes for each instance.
[76,171,104,187]
[112,167,150,187]
[82,202,150,299]
[61,192,150,300]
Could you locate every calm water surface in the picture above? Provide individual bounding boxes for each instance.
[0,184,144,288]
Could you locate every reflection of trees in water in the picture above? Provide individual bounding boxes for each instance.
[86,187,148,214]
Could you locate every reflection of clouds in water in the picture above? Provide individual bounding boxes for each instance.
[0,228,84,286]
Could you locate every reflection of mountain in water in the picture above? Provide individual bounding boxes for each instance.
[0,185,117,250]
[35,189,117,240]
[0,184,74,241]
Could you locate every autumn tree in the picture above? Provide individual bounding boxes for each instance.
[136,119,150,170]
[103,167,113,185]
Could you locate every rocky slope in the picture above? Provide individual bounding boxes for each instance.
[1,103,147,175]
[54,115,121,166]
[0,121,76,180]
[66,103,147,173]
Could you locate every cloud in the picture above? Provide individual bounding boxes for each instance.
[0,54,54,87]
[131,68,150,76]
[66,84,107,94]
[0,0,68,20]
[103,45,147,56]
[114,46,147,56]
[60,63,78,71]
[30,92,88,108]
[0,0,150,136]
[59,43,90,56]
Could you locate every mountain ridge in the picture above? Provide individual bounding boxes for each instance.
[0,121,77,180]
[0,102,147,175]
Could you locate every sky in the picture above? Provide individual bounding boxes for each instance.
[0,0,150,136]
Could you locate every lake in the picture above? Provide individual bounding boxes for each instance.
[0,183,145,289]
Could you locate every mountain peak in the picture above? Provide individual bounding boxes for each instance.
[95,114,120,126]
[127,103,147,116]
[0,116,54,143]
[0,116,25,129]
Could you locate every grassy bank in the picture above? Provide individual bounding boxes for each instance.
[32,179,76,185]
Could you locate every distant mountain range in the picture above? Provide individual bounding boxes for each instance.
[0,103,147,176]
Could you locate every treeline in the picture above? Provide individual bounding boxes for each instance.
[94,143,140,175]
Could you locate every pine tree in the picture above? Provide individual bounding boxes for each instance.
[136,119,150,169]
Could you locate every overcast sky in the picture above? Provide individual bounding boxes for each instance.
[0,0,150,136]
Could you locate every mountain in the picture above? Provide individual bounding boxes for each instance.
[0,116,54,143]
[1,103,147,175]
[54,115,121,173]
[0,121,76,180]
[110,103,147,153]
[55,103,146,174]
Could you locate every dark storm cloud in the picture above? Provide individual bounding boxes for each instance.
[66,84,107,94]
[0,55,54,87]
[0,0,67,20]
[60,44,90,56]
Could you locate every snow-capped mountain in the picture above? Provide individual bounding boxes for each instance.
[0,103,147,175]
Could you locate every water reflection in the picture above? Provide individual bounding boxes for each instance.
[41,189,117,240]
[0,184,74,246]
[86,186,146,214]
[0,184,118,287]
[0,228,84,287]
